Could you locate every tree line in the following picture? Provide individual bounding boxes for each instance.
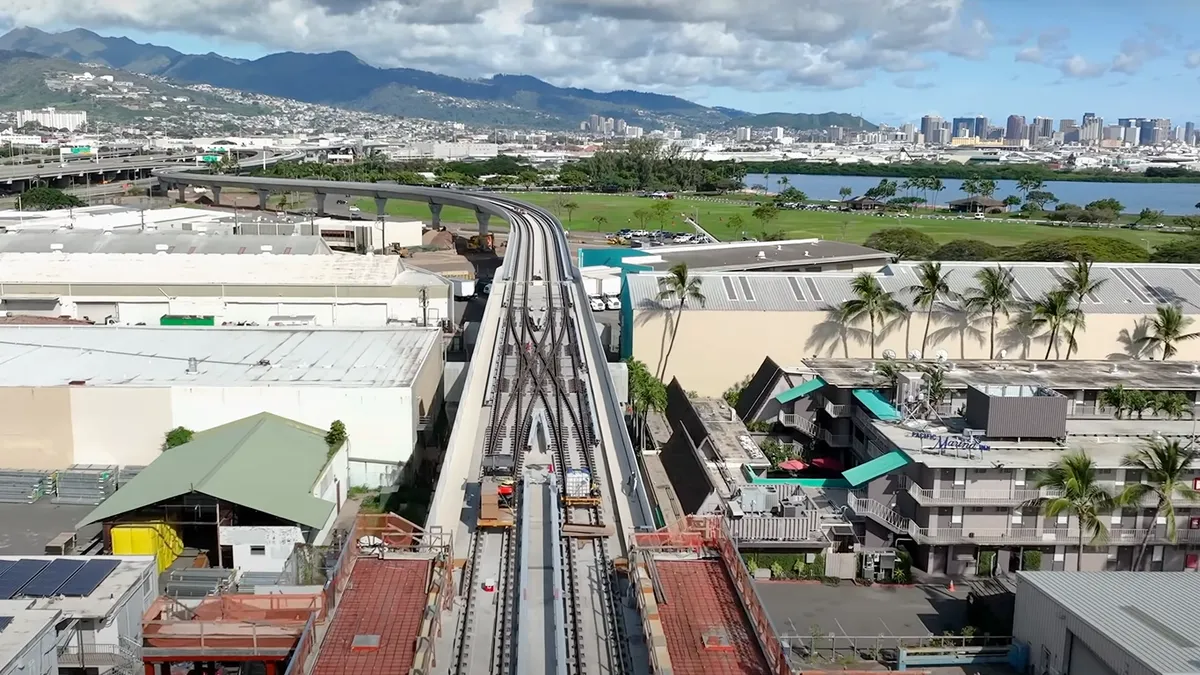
[740,159,1200,184]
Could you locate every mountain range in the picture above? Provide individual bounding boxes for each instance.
[0,27,876,132]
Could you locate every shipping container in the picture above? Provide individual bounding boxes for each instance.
[582,277,602,297]
[111,522,184,573]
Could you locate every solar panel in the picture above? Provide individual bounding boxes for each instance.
[0,616,12,633]
[57,559,120,597]
[0,559,50,599]
[0,561,15,578]
[19,558,88,597]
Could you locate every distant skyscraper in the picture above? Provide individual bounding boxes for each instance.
[1005,115,1026,141]
[735,127,752,142]
[975,116,989,138]
[1187,122,1196,146]
[1082,112,1097,127]
[951,117,975,137]
[920,115,943,145]
[1059,119,1078,133]
[1033,117,1054,141]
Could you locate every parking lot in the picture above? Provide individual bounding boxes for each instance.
[755,581,968,639]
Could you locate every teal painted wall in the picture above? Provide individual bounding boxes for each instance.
[579,247,654,360]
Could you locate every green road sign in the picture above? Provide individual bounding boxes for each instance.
[201,155,221,163]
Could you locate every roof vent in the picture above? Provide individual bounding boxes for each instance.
[186,357,199,375]
[1110,363,1120,374]
[1030,363,1038,373]
[756,251,765,260]
[804,250,810,257]
[260,245,273,253]
[50,243,64,251]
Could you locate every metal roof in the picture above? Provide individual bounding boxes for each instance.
[637,238,891,272]
[0,326,439,388]
[1018,572,1200,675]
[0,252,441,286]
[626,261,1200,315]
[78,413,336,530]
[0,231,332,255]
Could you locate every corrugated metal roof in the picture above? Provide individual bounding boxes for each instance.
[79,412,335,529]
[0,252,440,286]
[627,262,1200,315]
[0,325,439,387]
[1019,572,1200,675]
[0,232,332,255]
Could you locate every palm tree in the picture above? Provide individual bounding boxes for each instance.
[1024,452,1115,571]
[839,186,852,203]
[1029,291,1083,359]
[1099,385,1129,418]
[655,263,705,380]
[1060,257,1106,359]
[1137,304,1200,359]
[1153,391,1191,420]
[840,273,907,358]
[778,176,790,189]
[964,265,1017,358]
[907,262,960,358]
[592,215,608,231]
[1118,440,1199,570]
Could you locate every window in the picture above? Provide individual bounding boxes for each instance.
[973,468,987,474]
[250,546,266,556]
[969,507,984,513]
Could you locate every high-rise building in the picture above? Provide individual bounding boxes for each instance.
[1032,117,1054,142]
[771,127,785,141]
[15,108,88,131]
[1102,125,1125,142]
[615,119,628,135]
[735,127,752,142]
[920,115,944,145]
[974,116,989,139]
[951,117,976,138]
[588,114,601,133]
[1080,117,1102,144]
[901,123,917,144]
[1005,115,1026,141]
[1082,112,1098,127]
[1186,122,1196,146]
[1059,119,1078,133]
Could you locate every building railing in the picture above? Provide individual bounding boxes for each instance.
[903,476,1060,505]
[822,401,849,418]
[845,491,913,535]
[910,526,1161,545]
[777,411,851,447]
[725,514,826,544]
[58,640,142,674]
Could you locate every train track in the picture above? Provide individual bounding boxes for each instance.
[452,202,632,675]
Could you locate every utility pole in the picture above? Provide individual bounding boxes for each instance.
[419,287,429,327]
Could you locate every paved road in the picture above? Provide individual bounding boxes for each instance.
[0,155,194,182]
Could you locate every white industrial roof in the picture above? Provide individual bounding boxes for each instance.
[0,252,443,286]
[627,261,1200,315]
[1018,572,1200,675]
[0,326,441,387]
[0,231,332,255]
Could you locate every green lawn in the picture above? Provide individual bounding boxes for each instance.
[354,193,1181,248]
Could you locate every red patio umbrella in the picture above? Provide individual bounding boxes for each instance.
[778,459,808,471]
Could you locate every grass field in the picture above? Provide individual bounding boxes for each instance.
[353,193,1181,248]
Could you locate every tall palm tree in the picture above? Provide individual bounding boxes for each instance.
[1024,452,1115,571]
[907,262,960,358]
[1118,439,1200,570]
[840,273,907,358]
[1029,291,1083,360]
[1137,304,1200,359]
[655,263,705,380]
[1060,257,1106,359]
[1153,391,1191,420]
[964,264,1017,358]
[1099,385,1129,418]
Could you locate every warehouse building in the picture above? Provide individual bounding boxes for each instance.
[0,251,451,327]
[0,230,333,255]
[624,261,1200,395]
[78,412,350,574]
[1013,572,1200,675]
[0,555,157,675]
[0,325,444,487]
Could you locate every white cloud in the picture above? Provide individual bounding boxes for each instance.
[1060,55,1107,79]
[0,0,992,92]
[1186,51,1200,68]
[1014,46,1043,64]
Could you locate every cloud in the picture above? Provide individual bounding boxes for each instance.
[1060,55,1107,79]
[893,75,934,89]
[1014,27,1068,66]
[0,0,992,93]
[1186,51,1200,68]
[1110,37,1162,74]
[1015,46,1043,64]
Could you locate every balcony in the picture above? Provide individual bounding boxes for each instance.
[58,640,141,674]
[911,526,1155,546]
[903,477,1058,506]
[845,491,913,535]
[822,400,850,418]
[725,514,829,545]
[777,412,851,447]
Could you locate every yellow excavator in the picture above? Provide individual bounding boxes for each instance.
[465,233,496,253]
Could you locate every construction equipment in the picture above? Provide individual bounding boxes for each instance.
[477,476,515,529]
[388,244,413,257]
[466,233,496,253]
[564,468,602,506]
[605,236,629,246]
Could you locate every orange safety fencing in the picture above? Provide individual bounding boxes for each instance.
[143,594,321,653]
[632,516,793,675]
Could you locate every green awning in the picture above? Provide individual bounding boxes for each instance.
[842,450,912,487]
[852,389,902,421]
[775,376,826,404]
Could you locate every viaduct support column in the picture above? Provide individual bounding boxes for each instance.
[314,192,328,217]
[175,185,185,203]
[475,211,491,236]
[429,202,443,229]
[257,189,270,210]
[211,186,221,206]
[375,196,388,218]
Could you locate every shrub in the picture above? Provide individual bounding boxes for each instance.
[325,420,348,453]
[1005,235,1149,263]
[1150,238,1200,264]
[978,550,996,577]
[932,239,1003,261]
[864,227,937,260]
[1023,550,1043,571]
[162,426,194,450]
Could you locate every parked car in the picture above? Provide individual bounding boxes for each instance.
[588,296,606,312]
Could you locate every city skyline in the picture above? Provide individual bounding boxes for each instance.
[1,0,1200,126]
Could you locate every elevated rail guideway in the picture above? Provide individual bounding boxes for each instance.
[152,161,656,675]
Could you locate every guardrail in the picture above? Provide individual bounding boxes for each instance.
[902,476,1056,505]
[845,491,913,535]
[725,514,825,544]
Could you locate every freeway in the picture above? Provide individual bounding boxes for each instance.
[154,159,655,675]
[0,155,200,183]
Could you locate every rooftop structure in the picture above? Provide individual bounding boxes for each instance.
[0,326,439,388]
[1014,572,1200,675]
[0,206,233,233]
[624,261,1200,395]
[629,238,891,274]
[80,413,343,533]
[0,230,333,255]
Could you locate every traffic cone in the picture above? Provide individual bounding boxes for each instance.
[948,580,956,593]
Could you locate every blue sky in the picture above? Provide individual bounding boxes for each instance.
[5,0,1200,127]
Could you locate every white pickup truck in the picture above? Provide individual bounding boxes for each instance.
[588,296,606,312]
